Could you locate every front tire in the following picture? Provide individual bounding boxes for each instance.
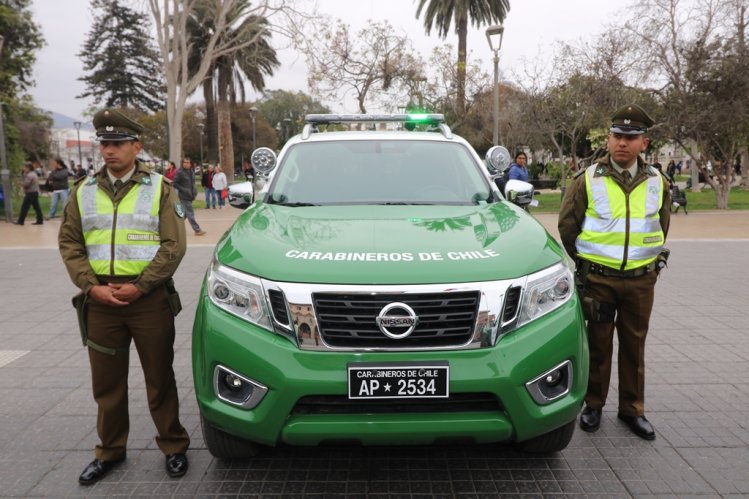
[513,420,575,453]
[201,415,264,459]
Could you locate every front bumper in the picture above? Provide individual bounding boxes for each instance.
[193,289,588,447]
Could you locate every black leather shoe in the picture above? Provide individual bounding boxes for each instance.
[32,221,43,225]
[12,221,23,225]
[579,406,602,432]
[618,413,656,440]
[166,453,188,477]
[78,458,124,485]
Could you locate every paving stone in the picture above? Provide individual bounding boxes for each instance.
[0,240,746,497]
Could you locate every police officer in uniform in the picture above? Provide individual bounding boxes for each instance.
[59,109,190,484]
[558,104,671,440]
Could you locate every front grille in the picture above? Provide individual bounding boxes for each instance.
[292,393,501,414]
[268,289,290,326]
[312,291,480,348]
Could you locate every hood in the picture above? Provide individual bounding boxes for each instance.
[216,202,564,285]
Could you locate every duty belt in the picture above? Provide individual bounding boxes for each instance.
[578,259,656,278]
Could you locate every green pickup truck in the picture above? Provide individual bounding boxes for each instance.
[192,114,588,457]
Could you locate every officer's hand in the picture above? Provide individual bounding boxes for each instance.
[88,285,130,307]
[108,283,143,303]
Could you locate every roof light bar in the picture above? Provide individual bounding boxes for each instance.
[305,113,445,125]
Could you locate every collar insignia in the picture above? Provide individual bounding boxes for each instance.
[596,167,605,175]
[141,176,151,185]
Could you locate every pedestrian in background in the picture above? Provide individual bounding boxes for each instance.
[201,164,216,209]
[164,160,177,181]
[508,152,529,182]
[172,158,206,236]
[558,104,671,441]
[58,108,191,485]
[46,157,71,219]
[13,162,44,225]
[211,165,228,209]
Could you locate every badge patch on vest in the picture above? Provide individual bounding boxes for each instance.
[175,202,186,218]
[127,234,161,242]
[643,235,663,244]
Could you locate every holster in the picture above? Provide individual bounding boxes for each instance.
[165,277,182,317]
[71,292,125,356]
[576,260,616,323]
[581,296,616,323]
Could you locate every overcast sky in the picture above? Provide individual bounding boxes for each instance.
[30,0,623,122]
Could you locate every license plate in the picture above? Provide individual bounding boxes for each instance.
[347,361,449,399]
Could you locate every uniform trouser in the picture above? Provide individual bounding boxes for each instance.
[583,270,658,416]
[86,285,190,461]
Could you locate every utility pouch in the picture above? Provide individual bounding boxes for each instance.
[72,292,89,348]
[165,278,182,317]
[582,296,616,323]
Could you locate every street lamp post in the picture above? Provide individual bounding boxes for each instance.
[485,25,504,146]
[197,123,205,165]
[249,106,258,153]
[73,121,83,169]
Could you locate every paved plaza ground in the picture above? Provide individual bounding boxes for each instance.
[0,207,748,497]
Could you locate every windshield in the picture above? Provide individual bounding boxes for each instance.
[266,140,492,206]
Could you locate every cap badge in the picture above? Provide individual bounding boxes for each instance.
[623,119,631,124]
[106,126,114,131]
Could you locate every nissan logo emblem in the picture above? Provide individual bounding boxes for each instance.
[376,302,419,339]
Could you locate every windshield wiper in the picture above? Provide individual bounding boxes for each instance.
[276,202,319,207]
[377,202,433,205]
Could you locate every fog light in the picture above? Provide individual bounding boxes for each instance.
[213,365,268,409]
[525,360,573,405]
[224,373,244,391]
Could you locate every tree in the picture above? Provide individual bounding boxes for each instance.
[186,0,279,183]
[0,0,46,179]
[147,0,301,164]
[415,0,509,117]
[304,19,420,113]
[79,0,165,112]
[0,0,43,103]
[256,89,331,148]
[623,0,749,208]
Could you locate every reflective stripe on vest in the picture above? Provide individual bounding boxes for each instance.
[77,174,163,275]
[575,165,664,271]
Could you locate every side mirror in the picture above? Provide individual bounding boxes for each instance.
[485,145,511,177]
[504,179,537,209]
[228,181,254,209]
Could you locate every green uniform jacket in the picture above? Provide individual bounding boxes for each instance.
[59,162,187,295]
[558,154,671,261]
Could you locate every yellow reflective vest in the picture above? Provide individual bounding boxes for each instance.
[77,174,163,275]
[575,165,664,271]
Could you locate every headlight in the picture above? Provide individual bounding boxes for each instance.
[517,262,574,327]
[206,259,273,331]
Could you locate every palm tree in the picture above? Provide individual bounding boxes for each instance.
[186,1,279,181]
[215,12,279,183]
[416,0,509,117]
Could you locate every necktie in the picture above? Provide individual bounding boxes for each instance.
[622,171,631,184]
[114,180,123,193]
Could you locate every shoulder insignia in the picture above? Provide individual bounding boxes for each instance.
[175,202,186,219]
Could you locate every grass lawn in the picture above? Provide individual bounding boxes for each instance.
[531,187,749,213]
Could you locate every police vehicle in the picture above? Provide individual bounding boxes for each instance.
[192,114,588,457]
